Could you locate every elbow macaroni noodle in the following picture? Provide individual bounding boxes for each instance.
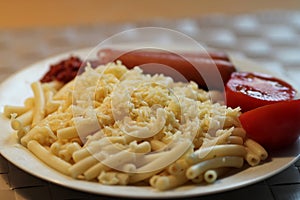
[3,61,268,191]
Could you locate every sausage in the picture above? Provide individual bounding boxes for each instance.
[98,48,230,63]
[97,48,236,90]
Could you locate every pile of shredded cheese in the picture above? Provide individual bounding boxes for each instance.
[50,61,241,149]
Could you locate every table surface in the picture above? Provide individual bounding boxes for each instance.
[0,9,300,200]
[2,0,300,29]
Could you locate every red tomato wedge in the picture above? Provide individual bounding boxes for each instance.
[225,72,296,112]
[239,99,300,150]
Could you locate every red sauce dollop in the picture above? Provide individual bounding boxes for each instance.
[40,56,83,83]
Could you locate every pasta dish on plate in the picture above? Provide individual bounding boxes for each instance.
[3,58,268,191]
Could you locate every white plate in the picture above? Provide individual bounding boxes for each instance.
[0,48,299,199]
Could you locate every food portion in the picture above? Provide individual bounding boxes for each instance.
[40,56,100,84]
[2,47,299,191]
[226,72,296,112]
[97,48,236,90]
[225,71,299,150]
[40,56,83,84]
[239,99,300,150]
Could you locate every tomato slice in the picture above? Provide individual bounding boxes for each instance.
[239,99,300,150]
[225,72,296,112]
